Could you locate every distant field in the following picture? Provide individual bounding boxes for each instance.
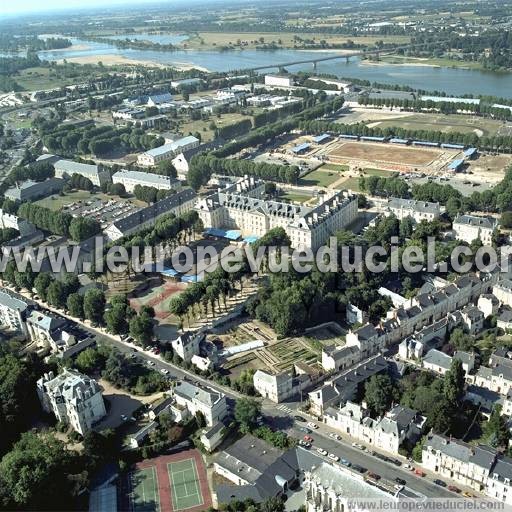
[370,113,502,137]
[363,168,398,177]
[328,141,439,166]
[15,66,91,91]
[180,112,252,142]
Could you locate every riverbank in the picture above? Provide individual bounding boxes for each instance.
[56,53,209,71]
[374,55,484,71]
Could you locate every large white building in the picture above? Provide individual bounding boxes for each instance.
[37,369,106,435]
[54,159,111,187]
[452,214,498,245]
[195,177,358,250]
[264,75,294,88]
[137,136,200,167]
[0,209,36,236]
[111,169,180,193]
[104,188,196,241]
[386,197,441,224]
[0,289,29,334]
[253,370,294,403]
[172,380,228,426]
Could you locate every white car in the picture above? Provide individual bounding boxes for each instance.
[352,442,365,450]
[328,453,340,462]
[160,368,169,375]
[316,448,328,456]
[147,361,155,367]
[329,433,341,440]
[307,422,319,429]
[403,464,413,471]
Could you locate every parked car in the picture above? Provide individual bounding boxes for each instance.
[147,361,155,367]
[352,464,367,474]
[298,440,311,448]
[403,464,413,470]
[462,491,475,498]
[367,472,381,480]
[294,415,306,422]
[316,448,328,456]
[307,422,319,429]
[303,435,313,443]
[448,485,460,493]
[160,368,169,375]
[341,458,351,467]
[434,479,447,487]
[328,453,340,462]
[414,469,426,477]
[352,442,365,450]
[395,477,406,486]
[329,433,341,440]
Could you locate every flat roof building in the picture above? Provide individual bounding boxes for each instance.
[112,169,180,193]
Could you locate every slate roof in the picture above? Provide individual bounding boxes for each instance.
[388,198,440,215]
[423,349,452,370]
[453,214,498,230]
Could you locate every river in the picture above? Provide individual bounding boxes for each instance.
[37,36,512,99]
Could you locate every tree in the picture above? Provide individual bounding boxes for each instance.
[484,405,510,449]
[449,328,474,351]
[83,288,106,325]
[67,293,84,319]
[234,398,261,430]
[364,374,396,417]
[501,211,512,228]
[129,311,154,346]
[104,302,130,335]
[46,280,66,308]
[75,347,103,373]
[444,358,465,404]
[260,497,285,512]
[0,431,82,510]
[34,272,54,302]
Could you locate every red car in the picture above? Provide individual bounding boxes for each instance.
[415,469,426,477]
[448,485,461,493]
[303,435,313,442]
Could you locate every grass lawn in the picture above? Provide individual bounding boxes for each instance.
[298,168,342,187]
[336,177,361,192]
[280,192,312,204]
[320,163,348,173]
[34,190,134,211]
[180,112,252,142]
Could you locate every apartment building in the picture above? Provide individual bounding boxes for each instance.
[253,370,294,403]
[324,402,426,455]
[0,289,29,334]
[195,176,358,250]
[452,214,498,245]
[37,369,106,435]
[104,188,196,241]
[137,136,199,167]
[4,178,64,202]
[264,75,294,87]
[111,169,180,193]
[54,159,111,187]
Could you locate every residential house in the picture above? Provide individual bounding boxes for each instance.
[452,214,498,245]
[461,305,484,334]
[200,421,229,452]
[386,198,440,224]
[170,331,203,363]
[0,289,29,335]
[321,345,360,373]
[494,280,512,307]
[478,294,500,318]
[37,369,106,435]
[172,380,228,426]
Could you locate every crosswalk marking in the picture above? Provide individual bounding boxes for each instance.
[277,404,293,414]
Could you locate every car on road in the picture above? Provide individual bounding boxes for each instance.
[146,361,155,367]
[299,427,312,434]
[307,422,319,429]
[303,435,313,443]
[341,458,351,467]
[329,433,341,440]
[351,464,366,474]
[403,464,413,470]
[434,479,447,487]
[328,453,340,462]
[367,472,381,481]
[352,442,365,450]
[120,415,128,421]
[448,485,460,493]
[160,368,169,375]
[298,440,311,449]
[415,469,426,477]
[294,415,306,422]
[462,491,475,498]
[395,477,406,486]
[316,448,328,456]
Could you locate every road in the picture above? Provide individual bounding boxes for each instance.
[5,286,472,499]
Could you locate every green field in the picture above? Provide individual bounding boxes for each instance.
[371,113,503,138]
[337,177,361,192]
[378,55,484,71]
[299,167,344,187]
[168,459,204,511]
[129,467,160,512]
